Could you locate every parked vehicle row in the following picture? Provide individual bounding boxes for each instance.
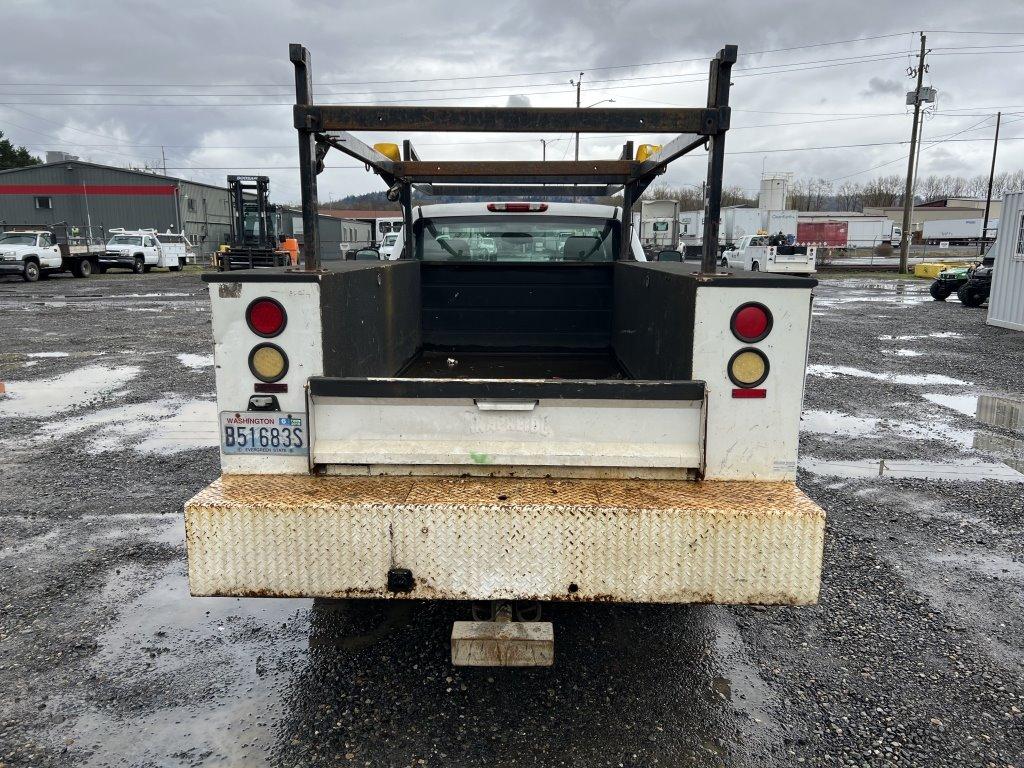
[0,224,195,281]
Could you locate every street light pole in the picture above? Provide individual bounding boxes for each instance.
[540,139,546,161]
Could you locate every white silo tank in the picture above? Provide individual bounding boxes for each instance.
[759,175,789,211]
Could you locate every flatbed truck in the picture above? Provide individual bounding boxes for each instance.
[184,43,825,667]
[0,223,106,281]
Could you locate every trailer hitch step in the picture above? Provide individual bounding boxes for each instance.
[451,602,553,667]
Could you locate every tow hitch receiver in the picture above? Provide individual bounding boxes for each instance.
[451,603,554,667]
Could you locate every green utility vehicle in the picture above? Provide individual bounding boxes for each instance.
[929,264,972,300]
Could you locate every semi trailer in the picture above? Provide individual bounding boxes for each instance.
[183,43,825,667]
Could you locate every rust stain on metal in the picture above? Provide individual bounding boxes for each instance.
[217,282,243,298]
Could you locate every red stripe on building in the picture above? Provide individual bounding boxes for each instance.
[0,184,177,196]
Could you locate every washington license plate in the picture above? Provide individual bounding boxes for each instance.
[219,411,307,455]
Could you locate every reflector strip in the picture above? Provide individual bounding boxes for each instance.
[732,388,766,399]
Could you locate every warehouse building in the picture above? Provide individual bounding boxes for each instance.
[0,159,246,259]
[864,197,1003,241]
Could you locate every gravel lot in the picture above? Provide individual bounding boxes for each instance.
[0,270,1021,767]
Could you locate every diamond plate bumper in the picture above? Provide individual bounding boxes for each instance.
[184,475,825,604]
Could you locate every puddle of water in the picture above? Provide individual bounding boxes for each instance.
[801,410,879,437]
[800,456,1024,482]
[68,560,310,767]
[26,351,70,358]
[177,353,213,370]
[38,395,217,455]
[807,364,970,386]
[922,392,979,417]
[22,360,39,368]
[891,349,922,357]
[0,365,141,419]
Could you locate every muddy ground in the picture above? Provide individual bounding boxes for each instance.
[0,270,1021,768]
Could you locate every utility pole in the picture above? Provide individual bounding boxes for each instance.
[982,111,1001,254]
[570,72,583,161]
[899,32,927,274]
[161,146,167,176]
[540,139,547,161]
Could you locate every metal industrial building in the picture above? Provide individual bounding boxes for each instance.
[0,160,244,259]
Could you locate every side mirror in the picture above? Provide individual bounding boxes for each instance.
[656,250,683,262]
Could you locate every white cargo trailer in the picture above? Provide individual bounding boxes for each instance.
[922,217,997,244]
[640,200,679,249]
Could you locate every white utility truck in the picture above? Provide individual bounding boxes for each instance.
[184,43,825,667]
[721,234,817,275]
[0,224,106,281]
[101,228,185,273]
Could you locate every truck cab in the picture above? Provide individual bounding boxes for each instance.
[183,42,825,668]
[102,229,163,273]
[721,234,816,275]
[0,230,62,281]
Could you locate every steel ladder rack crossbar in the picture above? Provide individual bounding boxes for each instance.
[288,42,737,273]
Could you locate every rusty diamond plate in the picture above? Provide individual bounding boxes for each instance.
[185,475,825,604]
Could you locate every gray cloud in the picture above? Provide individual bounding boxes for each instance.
[862,77,904,97]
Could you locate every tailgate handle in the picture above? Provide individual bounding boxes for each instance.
[474,399,538,412]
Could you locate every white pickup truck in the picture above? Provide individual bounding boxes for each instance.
[100,228,186,273]
[721,234,817,275]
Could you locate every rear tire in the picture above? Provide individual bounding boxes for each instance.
[169,258,182,272]
[929,281,952,301]
[720,256,728,267]
[71,258,93,278]
[143,265,152,273]
[23,261,40,282]
[96,263,107,274]
[132,256,144,274]
[751,261,760,271]
[957,283,988,307]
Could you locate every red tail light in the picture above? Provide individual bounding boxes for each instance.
[246,297,287,337]
[730,302,772,343]
[487,202,548,212]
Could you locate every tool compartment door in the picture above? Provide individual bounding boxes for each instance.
[307,377,705,470]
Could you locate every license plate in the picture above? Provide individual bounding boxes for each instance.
[219,411,307,455]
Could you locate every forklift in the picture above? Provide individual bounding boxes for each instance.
[215,175,291,270]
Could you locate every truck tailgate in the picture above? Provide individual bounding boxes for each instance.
[307,377,704,472]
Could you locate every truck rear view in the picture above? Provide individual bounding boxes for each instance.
[185,43,825,667]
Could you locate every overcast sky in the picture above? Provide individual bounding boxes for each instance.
[2,0,1023,204]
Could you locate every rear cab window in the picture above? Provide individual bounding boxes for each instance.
[415,216,619,262]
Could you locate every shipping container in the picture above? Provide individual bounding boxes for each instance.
[797,221,848,247]
[987,192,1024,332]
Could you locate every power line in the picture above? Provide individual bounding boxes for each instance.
[0,32,916,89]
[0,52,916,105]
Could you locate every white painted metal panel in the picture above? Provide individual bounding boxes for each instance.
[309,395,703,469]
[209,280,324,473]
[692,285,813,480]
[988,192,1024,332]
